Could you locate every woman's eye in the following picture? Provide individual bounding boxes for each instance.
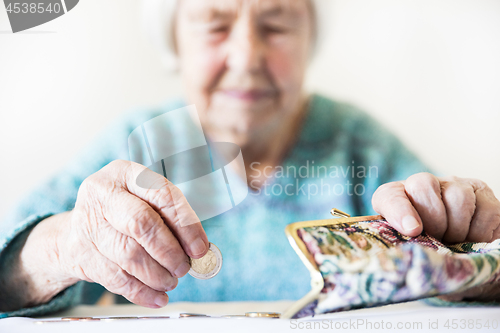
[209,26,230,34]
[262,25,288,35]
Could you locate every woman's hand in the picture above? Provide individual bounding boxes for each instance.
[2,160,209,311]
[59,160,209,307]
[372,172,500,243]
[372,172,500,302]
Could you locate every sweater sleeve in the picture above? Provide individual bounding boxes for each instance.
[0,217,86,318]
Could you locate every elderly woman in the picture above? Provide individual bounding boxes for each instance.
[1,0,499,317]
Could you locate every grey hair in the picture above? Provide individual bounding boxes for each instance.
[141,0,331,70]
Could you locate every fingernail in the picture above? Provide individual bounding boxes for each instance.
[190,238,207,256]
[402,215,420,232]
[174,261,191,278]
[155,293,169,307]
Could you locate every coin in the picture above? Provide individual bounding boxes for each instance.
[61,317,95,321]
[188,242,222,280]
[245,312,280,318]
[137,316,170,319]
[180,313,207,317]
[100,316,138,321]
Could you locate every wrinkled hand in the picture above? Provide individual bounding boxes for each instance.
[372,172,500,243]
[372,172,500,302]
[59,160,209,308]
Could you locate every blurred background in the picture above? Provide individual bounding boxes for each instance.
[1,0,499,219]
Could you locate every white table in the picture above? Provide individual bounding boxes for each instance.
[1,300,499,333]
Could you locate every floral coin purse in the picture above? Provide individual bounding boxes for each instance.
[282,209,500,319]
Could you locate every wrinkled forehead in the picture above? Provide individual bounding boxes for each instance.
[178,0,311,22]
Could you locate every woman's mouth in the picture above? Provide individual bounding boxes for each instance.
[220,89,277,102]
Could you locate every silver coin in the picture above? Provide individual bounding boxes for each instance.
[188,242,222,280]
[179,313,209,318]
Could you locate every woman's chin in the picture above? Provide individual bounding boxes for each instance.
[207,111,278,145]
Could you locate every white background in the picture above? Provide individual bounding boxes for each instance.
[1,0,499,219]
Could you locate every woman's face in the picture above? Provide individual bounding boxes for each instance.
[175,0,313,146]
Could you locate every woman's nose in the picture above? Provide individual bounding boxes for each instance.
[226,20,265,74]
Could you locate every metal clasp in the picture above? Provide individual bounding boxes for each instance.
[330,208,351,218]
